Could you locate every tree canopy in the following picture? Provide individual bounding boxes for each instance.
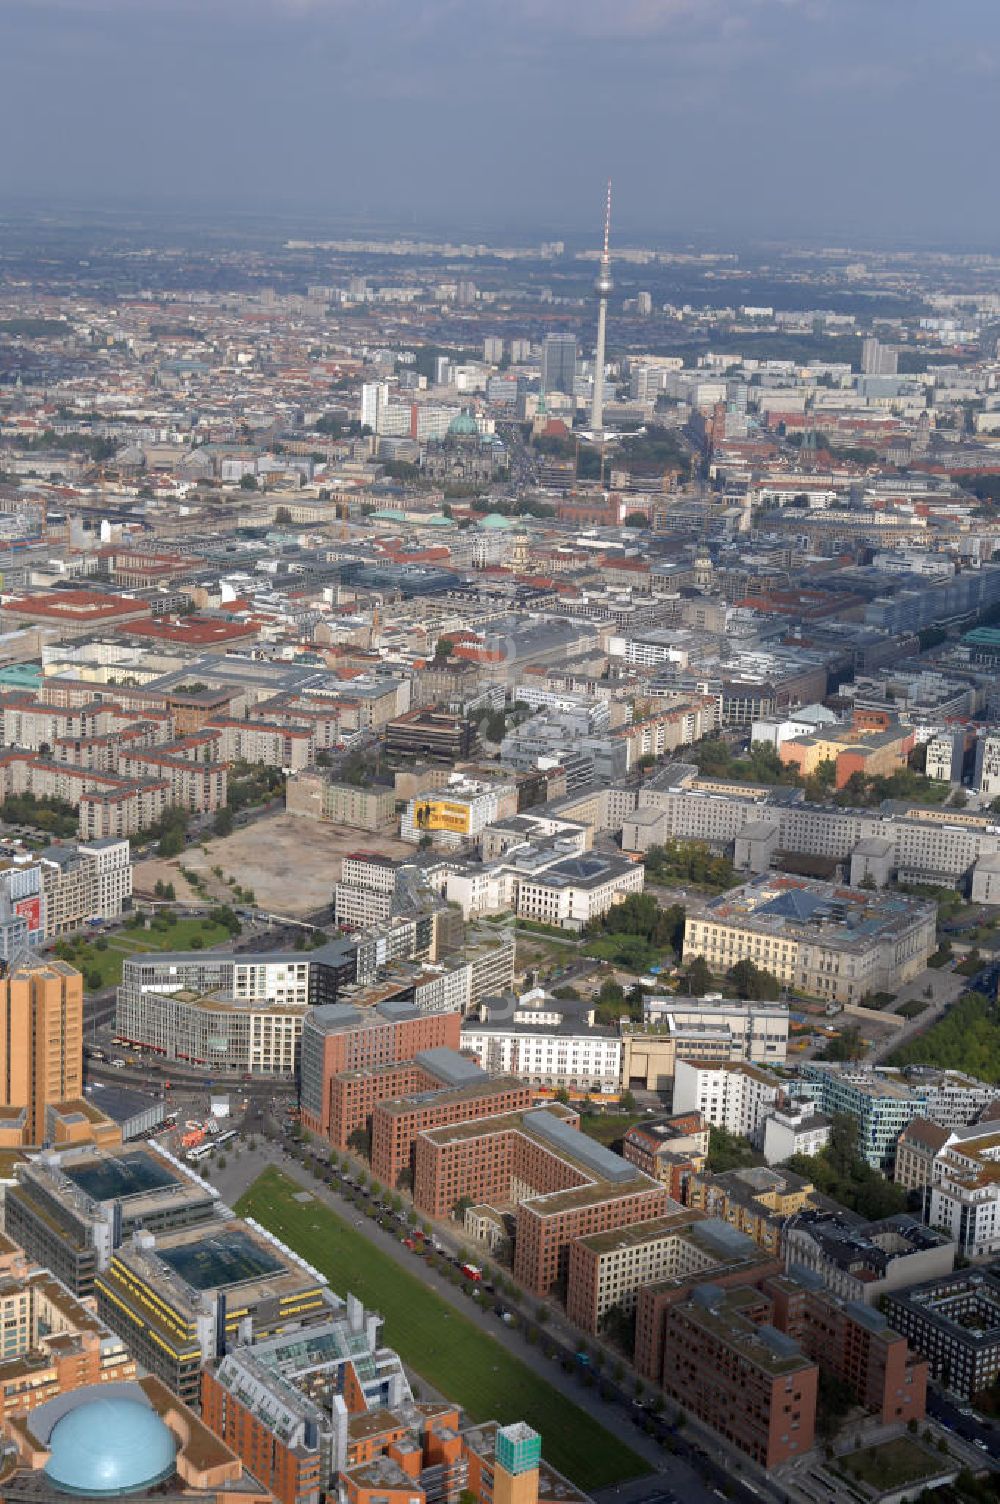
[583,895,686,975]
[787,1114,908,1218]
[644,840,738,894]
[887,991,1000,1083]
[728,958,781,1000]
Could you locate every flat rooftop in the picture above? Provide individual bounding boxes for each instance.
[578,1207,696,1256]
[62,1150,178,1204]
[157,1227,284,1291]
[681,1285,813,1376]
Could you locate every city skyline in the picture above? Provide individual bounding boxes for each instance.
[0,4,999,1495]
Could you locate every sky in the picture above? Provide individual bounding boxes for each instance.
[0,0,997,247]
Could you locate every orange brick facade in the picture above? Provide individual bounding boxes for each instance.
[201,1369,322,1504]
[300,1008,461,1142]
[373,1080,532,1193]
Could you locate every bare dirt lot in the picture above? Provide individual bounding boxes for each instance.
[134,813,414,916]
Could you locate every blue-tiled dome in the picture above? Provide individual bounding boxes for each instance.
[44,1397,176,1496]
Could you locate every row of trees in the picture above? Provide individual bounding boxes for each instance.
[888,991,1000,1083]
[692,738,801,788]
[692,736,955,811]
[583,894,686,973]
[147,807,189,857]
[226,762,284,814]
[592,977,644,1025]
[832,764,952,809]
[684,955,781,1001]
[585,893,685,953]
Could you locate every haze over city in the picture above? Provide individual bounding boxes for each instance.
[3,0,999,243]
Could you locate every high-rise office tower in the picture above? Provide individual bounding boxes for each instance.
[360,381,388,431]
[0,955,82,1142]
[725,380,749,439]
[590,180,614,436]
[540,334,578,396]
[483,337,504,364]
[861,336,898,376]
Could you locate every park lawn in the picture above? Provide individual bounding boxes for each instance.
[236,1169,648,1492]
[838,1437,943,1491]
[59,917,234,990]
[582,934,666,974]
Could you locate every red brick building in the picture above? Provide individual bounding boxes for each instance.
[372,1072,531,1193]
[762,1273,927,1426]
[299,1001,462,1143]
[621,1112,709,1187]
[639,1267,925,1468]
[414,1104,668,1297]
[634,1238,783,1380]
[660,1285,818,1469]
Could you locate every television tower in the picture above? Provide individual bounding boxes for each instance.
[589,179,613,437]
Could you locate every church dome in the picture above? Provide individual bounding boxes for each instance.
[448,412,479,437]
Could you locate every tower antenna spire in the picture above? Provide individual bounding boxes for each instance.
[590,179,614,440]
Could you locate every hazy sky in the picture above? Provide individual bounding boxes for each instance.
[1,0,996,246]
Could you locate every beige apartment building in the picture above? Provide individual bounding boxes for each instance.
[567,1209,717,1332]
[79,782,171,840]
[206,717,314,770]
[117,750,227,812]
[40,838,132,936]
[286,771,395,831]
[894,1118,951,1194]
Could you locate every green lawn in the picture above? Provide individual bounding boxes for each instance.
[582,934,668,973]
[57,916,235,990]
[838,1437,944,1491]
[236,1169,648,1492]
[580,1113,643,1149]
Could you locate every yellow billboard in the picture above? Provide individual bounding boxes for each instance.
[414,799,471,835]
